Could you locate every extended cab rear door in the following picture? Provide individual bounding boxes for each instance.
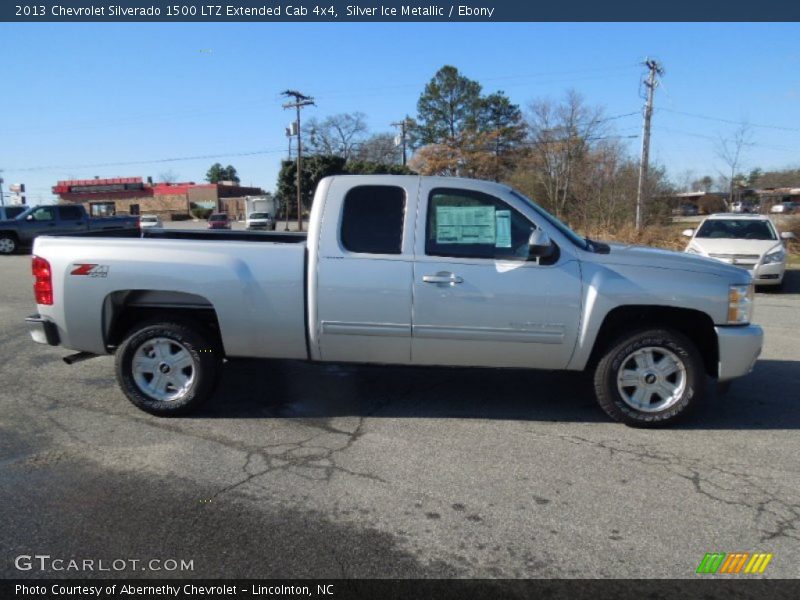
[410,180,582,369]
[310,176,419,364]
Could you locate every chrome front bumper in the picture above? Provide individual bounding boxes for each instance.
[716,324,763,382]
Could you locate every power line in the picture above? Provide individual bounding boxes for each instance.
[658,126,797,152]
[658,107,800,132]
[7,148,288,173]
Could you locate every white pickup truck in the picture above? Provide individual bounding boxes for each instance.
[26,176,763,426]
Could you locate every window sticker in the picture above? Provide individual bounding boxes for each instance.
[436,205,496,244]
[495,210,512,248]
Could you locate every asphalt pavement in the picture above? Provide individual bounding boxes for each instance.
[1,253,799,579]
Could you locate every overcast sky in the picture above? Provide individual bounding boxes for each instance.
[2,22,799,203]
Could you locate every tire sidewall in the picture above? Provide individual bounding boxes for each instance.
[596,329,704,426]
[115,322,218,416]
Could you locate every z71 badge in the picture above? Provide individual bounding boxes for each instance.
[70,264,109,278]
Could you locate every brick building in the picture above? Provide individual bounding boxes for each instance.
[52,177,265,221]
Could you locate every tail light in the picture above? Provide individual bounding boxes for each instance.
[32,256,53,305]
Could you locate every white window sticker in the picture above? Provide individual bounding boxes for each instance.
[495,210,512,248]
[436,205,496,244]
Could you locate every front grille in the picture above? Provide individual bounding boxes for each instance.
[708,253,760,267]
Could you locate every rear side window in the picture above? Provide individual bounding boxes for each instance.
[59,206,83,220]
[341,186,405,255]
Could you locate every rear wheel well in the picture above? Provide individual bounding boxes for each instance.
[103,291,224,355]
[588,306,718,378]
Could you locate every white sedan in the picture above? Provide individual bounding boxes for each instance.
[683,214,794,288]
[139,214,163,229]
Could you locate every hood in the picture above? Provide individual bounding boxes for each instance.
[688,237,781,256]
[593,243,750,282]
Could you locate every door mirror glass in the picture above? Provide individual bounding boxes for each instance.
[528,228,554,258]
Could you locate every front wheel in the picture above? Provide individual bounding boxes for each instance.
[0,235,18,255]
[115,320,221,416]
[593,328,705,427]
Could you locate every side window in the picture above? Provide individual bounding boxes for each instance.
[30,207,55,221]
[425,188,535,260]
[341,186,405,255]
[59,206,83,220]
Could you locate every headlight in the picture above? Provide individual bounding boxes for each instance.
[728,284,754,324]
[762,246,786,265]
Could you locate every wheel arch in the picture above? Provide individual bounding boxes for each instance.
[586,305,719,378]
[103,289,225,355]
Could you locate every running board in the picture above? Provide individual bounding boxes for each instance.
[63,352,100,365]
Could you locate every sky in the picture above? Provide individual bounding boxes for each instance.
[1,22,799,204]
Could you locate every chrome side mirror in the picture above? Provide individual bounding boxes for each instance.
[528,228,554,258]
[780,231,796,240]
[682,228,695,238]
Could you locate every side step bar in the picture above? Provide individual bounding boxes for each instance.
[63,352,100,365]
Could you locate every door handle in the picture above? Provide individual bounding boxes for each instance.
[423,273,463,286]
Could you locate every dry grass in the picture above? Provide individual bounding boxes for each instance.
[582,223,688,252]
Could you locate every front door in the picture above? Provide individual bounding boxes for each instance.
[411,185,582,369]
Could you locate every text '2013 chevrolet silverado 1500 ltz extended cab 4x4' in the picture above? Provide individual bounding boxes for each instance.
[26,176,763,426]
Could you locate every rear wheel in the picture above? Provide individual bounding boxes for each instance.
[593,328,705,427]
[115,320,221,416]
[0,235,18,255]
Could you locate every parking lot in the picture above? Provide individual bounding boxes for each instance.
[1,253,799,579]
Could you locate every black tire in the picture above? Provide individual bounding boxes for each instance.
[0,234,18,255]
[115,320,221,416]
[593,328,705,427]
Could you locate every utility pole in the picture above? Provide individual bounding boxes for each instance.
[635,59,663,231]
[0,172,5,207]
[391,117,411,166]
[282,90,314,232]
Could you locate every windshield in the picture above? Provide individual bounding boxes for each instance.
[509,189,590,250]
[696,219,776,241]
[209,214,227,222]
[249,213,270,219]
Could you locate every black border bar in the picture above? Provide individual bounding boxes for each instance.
[5,579,800,600]
[3,1,800,22]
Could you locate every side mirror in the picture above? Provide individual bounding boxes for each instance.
[682,228,695,238]
[528,228,554,258]
[781,231,796,240]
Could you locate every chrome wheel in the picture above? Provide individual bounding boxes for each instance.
[616,346,687,413]
[131,337,196,402]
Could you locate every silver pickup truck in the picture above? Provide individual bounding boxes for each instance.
[26,176,763,426]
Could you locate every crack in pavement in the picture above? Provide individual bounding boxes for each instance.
[556,434,800,542]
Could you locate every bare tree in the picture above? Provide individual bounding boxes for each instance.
[304,112,369,161]
[525,90,607,218]
[716,121,753,208]
[158,170,178,183]
[355,133,400,164]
